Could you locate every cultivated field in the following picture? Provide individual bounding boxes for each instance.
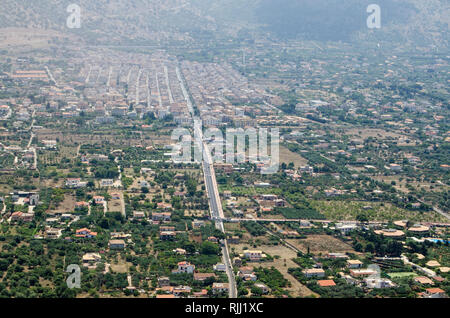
[279,146,309,168]
[310,200,447,223]
[286,235,355,256]
[230,243,318,298]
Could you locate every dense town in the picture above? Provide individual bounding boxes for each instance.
[0,1,449,300]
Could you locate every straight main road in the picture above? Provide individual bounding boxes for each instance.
[178,66,237,297]
[202,148,237,298]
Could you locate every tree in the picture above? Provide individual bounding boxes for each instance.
[356,214,369,223]
[201,241,220,255]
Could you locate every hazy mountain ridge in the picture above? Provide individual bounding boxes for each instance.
[0,0,216,44]
[0,0,448,48]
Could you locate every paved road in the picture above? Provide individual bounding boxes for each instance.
[401,254,436,277]
[179,67,237,297]
[417,199,449,221]
[135,68,142,105]
[164,65,174,104]
[431,206,449,220]
[107,66,113,87]
[1,201,6,215]
[85,65,92,84]
[202,157,237,298]
[45,66,58,87]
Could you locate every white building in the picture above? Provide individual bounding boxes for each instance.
[364,278,395,289]
[213,263,227,272]
[174,261,195,274]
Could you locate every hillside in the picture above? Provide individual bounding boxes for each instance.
[0,0,448,48]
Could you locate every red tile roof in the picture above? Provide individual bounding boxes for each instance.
[317,280,336,287]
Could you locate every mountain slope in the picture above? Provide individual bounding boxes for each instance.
[0,0,448,48]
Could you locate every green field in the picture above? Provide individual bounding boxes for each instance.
[387,272,417,279]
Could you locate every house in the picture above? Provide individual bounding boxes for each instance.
[192,289,208,298]
[173,286,192,297]
[208,236,218,243]
[173,262,195,274]
[303,268,325,278]
[317,280,336,287]
[76,228,97,238]
[228,236,240,244]
[45,228,62,239]
[254,182,271,188]
[93,196,105,204]
[75,201,89,210]
[160,226,175,232]
[324,188,345,197]
[335,223,358,235]
[414,276,434,285]
[299,166,314,174]
[61,214,73,221]
[350,269,377,278]
[10,212,34,222]
[388,163,402,172]
[422,288,447,298]
[243,250,264,261]
[364,278,395,289]
[173,191,186,198]
[109,239,126,249]
[254,283,269,294]
[139,180,150,188]
[327,253,349,259]
[29,194,39,206]
[408,225,430,234]
[110,232,131,240]
[160,231,176,240]
[232,209,244,217]
[281,231,300,238]
[140,168,153,175]
[100,179,114,187]
[157,202,173,211]
[192,219,204,228]
[158,277,170,287]
[374,229,405,238]
[213,163,233,174]
[300,220,311,227]
[42,140,57,149]
[223,191,232,198]
[156,294,176,299]
[65,178,87,188]
[347,260,363,269]
[238,266,257,281]
[133,211,145,219]
[426,260,441,268]
[45,217,59,225]
[173,248,186,255]
[212,283,229,294]
[174,173,185,180]
[152,212,171,221]
[82,253,102,268]
[213,263,227,272]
